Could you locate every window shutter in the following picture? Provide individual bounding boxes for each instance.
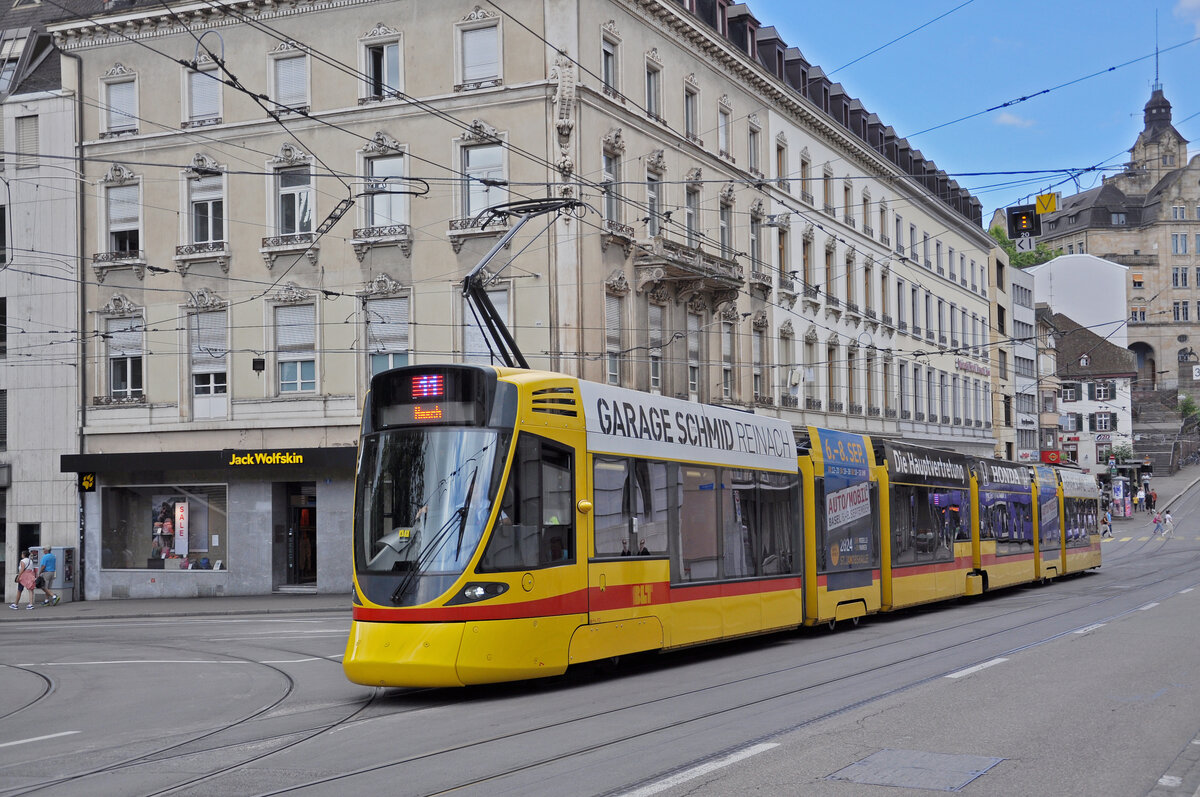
[0,390,6,451]
[461,25,499,81]
[107,184,139,228]
[106,80,136,129]
[605,294,621,350]
[648,304,662,353]
[687,314,700,360]
[1088,413,1096,431]
[274,55,307,107]
[15,115,37,168]
[190,175,222,202]
[189,70,219,120]
[1087,382,1095,400]
[1111,412,1119,430]
[366,296,409,353]
[275,304,315,352]
[190,310,227,373]
[106,317,143,356]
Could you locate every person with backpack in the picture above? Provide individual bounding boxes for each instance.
[10,550,36,610]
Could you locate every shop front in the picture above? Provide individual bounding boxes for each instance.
[61,447,356,600]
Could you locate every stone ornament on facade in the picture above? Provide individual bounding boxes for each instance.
[361,273,405,296]
[602,126,626,155]
[602,19,620,38]
[360,131,402,155]
[361,22,400,40]
[271,142,310,166]
[185,287,226,310]
[804,326,819,343]
[636,266,665,293]
[550,54,577,178]
[645,46,663,67]
[777,131,788,147]
[648,282,670,305]
[719,302,740,322]
[719,182,736,203]
[268,39,304,54]
[101,293,139,316]
[645,148,667,174]
[274,282,314,304]
[752,309,768,330]
[605,269,631,296]
[747,113,760,128]
[186,152,220,176]
[825,235,837,252]
[749,198,764,218]
[100,163,136,185]
[718,93,732,110]
[684,167,703,188]
[102,62,134,78]
[460,119,501,143]
[462,5,497,21]
[684,72,699,87]
[685,292,708,314]
[779,319,794,337]
[802,222,815,242]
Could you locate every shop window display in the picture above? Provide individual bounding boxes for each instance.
[101,484,228,570]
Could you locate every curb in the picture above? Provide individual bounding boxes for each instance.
[0,602,350,623]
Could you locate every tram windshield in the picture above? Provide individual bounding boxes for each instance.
[355,428,511,586]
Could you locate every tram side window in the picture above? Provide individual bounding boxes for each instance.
[1064,497,1096,547]
[478,434,575,570]
[987,493,1034,555]
[758,472,799,575]
[592,457,675,557]
[722,470,756,578]
[677,466,720,581]
[890,485,962,566]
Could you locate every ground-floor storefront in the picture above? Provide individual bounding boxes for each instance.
[61,447,356,600]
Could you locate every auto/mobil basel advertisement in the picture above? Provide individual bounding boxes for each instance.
[1035,464,1061,556]
[811,427,876,575]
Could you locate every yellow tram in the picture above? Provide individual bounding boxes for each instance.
[343,365,1101,687]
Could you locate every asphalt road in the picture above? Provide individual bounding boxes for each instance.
[1,522,1198,795]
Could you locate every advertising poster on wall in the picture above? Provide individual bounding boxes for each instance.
[1034,465,1060,553]
[811,427,875,574]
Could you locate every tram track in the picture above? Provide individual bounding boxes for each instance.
[220,556,1200,796]
[0,666,54,723]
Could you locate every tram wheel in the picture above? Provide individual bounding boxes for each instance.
[828,618,837,631]
[851,616,861,627]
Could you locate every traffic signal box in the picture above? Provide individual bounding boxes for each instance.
[1006,204,1041,238]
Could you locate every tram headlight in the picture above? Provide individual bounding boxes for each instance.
[447,581,510,605]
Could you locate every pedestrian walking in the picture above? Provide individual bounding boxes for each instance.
[1102,508,1113,538]
[1162,509,1174,539]
[1133,490,1141,513]
[36,549,60,606]
[1150,489,1158,512]
[10,549,36,610]
[1152,511,1164,536]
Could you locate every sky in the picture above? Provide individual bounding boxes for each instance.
[752,0,1200,221]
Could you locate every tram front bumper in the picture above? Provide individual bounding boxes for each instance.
[343,620,468,688]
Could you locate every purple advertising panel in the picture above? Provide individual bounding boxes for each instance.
[810,427,877,580]
[975,458,1034,556]
[886,442,971,567]
[1035,465,1060,556]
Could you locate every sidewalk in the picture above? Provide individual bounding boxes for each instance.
[0,591,351,622]
[1113,461,1200,524]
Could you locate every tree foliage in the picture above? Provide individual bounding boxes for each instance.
[1110,442,1134,463]
[1179,395,1199,421]
[989,226,1062,269]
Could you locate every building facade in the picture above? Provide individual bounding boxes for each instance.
[44,0,996,599]
[1039,84,1196,391]
[2,7,81,603]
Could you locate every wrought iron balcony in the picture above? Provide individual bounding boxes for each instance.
[351,224,413,261]
[865,308,877,320]
[880,234,890,247]
[825,295,841,309]
[941,415,950,424]
[632,235,743,289]
[849,402,863,415]
[864,225,874,238]
[823,203,837,216]
[780,394,799,408]
[753,393,775,407]
[843,213,856,228]
[803,282,819,299]
[898,320,908,332]
[829,400,845,413]
[778,274,796,294]
[953,417,962,425]
[901,410,912,420]
[805,396,823,411]
[801,190,814,205]
[885,408,898,419]
[915,411,925,421]
[882,313,894,327]
[845,301,860,316]
[926,330,935,341]
[868,406,881,417]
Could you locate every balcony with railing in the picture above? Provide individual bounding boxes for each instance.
[882,313,894,327]
[880,233,890,247]
[260,232,319,269]
[953,417,962,426]
[844,300,860,318]
[868,406,881,417]
[863,225,874,238]
[896,243,906,256]
[749,267,773,295]
[805,396,823,411]
[843,213,856,229]
[829,400,845,413]
[915,411,925,421]
[801,281,820,311]
[174,240,231,275]
[885,408,898,419]
[351,223,412,261]
[447,213,511,253]
[849,402,863,415]
[925,329,935,341]
[823,203,837,216]
[780,394,799,408]
[898,319,908,332]
[801,190,814,205]
[753,393,775,407]
[901,410,912,420]
[93,248,148,282]
[632,234,744,290]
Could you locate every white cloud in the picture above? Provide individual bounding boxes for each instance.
[995,111,1035,128]
[1177,0,1200,33]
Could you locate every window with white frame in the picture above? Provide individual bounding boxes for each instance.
[685,187,699,247]
[365,38,401,99]
[272,53,308,110]
[189,175,224,244]
[717,108,731,156]
[605,293,622,384]
[646,173,661,237]
[747,125,759,173]
[276,303,316,392]
[752,328,764,397]
[722,321,734,399]
[464,286,508,364]
[190,310,227,418]
[749,217,761,270]
[106,183,140,255]
[645,62,660,117]
[719,201,732,258]
[1172,233,1188,255]
[687,311,701,397]
[462,143,503,218]
[105,78,137,133]
[1095,381,1113,401]
[276,166,312,235]
[106,316,144,399]
[684,85,698,138]
[601,36,618,92]
[602,152,620,222]
[648,303,663,393]
[365,155,405,228]
[365,295,409,376]
[186,67,220,125]
[1095,412,1113,432]
[14,115,37,169]
[459,22,500,90]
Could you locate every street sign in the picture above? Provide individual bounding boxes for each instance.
[1015,234,1035,253]
[1007,204,1041,237]
[1035,192,1060,215]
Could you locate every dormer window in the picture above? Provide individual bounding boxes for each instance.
[1079,354,1090,367]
